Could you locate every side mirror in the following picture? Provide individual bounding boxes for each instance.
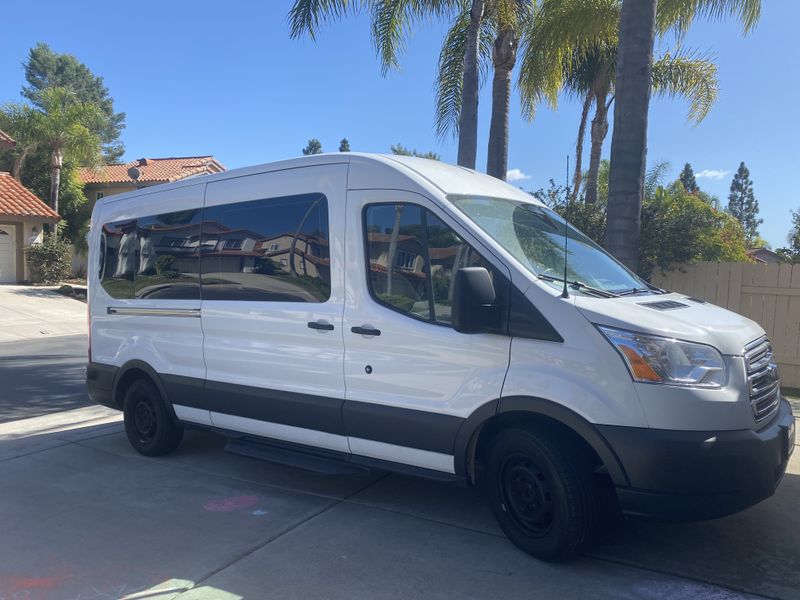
[452,267,498,334]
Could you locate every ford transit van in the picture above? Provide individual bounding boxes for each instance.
[87,153,794,561]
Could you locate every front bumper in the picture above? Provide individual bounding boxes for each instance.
[598,398,795,521]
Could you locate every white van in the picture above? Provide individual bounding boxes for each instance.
[87,153,794,561]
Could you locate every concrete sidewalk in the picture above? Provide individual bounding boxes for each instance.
[0,284,86,343]
[0,405,796,600]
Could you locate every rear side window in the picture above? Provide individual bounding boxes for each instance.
[364,203,497,325]
[201,194,331,302]
[136,209,202,299]
[100,209,202,300]
[100,219,137,298]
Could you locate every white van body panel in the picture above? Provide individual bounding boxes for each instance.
[90,183,207,390]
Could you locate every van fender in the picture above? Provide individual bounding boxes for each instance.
[453,396,629,487]
[112,360,177,419]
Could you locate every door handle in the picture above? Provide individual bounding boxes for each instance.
[307,321,335,331]
[351,326,381,337]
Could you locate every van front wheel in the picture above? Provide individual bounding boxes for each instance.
[123,378,183,456]
[485,428,598,561]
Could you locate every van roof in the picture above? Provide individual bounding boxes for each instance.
[97,153,540,206]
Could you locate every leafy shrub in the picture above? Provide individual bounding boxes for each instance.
[155,255,179,279]
[25,237,71,284]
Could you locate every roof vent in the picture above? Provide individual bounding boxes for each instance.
[638,300,690,311]
[137,158,148,166]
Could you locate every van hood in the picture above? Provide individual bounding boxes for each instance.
[573,292,764,355]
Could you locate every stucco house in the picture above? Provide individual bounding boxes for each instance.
[79,156,225,203]
[0,172,60,283]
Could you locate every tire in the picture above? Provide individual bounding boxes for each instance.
[123,378,183,456]
[484,427,598,562]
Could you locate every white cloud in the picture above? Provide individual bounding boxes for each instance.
[696,169,731,180]
[506,168,531,182]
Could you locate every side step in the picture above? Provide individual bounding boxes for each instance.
[225,438,371,476]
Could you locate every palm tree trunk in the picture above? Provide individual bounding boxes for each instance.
[486,25,517,180]
[571,91,593,202]
[457,0,485,170]
[605,0,657,273]
[12,147,30,181]
[386,204,404,296]
[585,91,610,205]
[49,148,63,237]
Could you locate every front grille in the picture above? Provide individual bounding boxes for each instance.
[744,336,780,423]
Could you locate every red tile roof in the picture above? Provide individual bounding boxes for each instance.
[0,129,15,149]
[0,173,60,220]
[79,156,225,185]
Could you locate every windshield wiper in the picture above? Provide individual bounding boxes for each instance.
[538,274,619,298]
[616,283,668,296]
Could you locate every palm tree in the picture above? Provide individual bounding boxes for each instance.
[289,0,534,179]
[434,0,534,180]
[0,103,40,181]
[30,87,103,235]
[608,0,760,271]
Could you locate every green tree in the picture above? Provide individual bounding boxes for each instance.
[302,138,323,155]
[390,144,440,160]
[289,0,533,179]
[23,43,126,162]
[520,2,718,205]
[16,87,104,235]
[776,210,800,263]
[338,138,351,152]
[606,0,761,272]
[679,162,699,193]
[727,161,761,245]
[539,165,748,279]
[0,103,40,180]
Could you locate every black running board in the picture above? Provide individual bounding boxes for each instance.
[225,438,371,476]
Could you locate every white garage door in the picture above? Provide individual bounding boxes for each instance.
[0,225,16,283]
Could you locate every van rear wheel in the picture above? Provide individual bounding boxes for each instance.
[484,428,598,562]
[123,378,183,456]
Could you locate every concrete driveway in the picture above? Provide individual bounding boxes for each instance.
[0,284,87,342]
[1,410,797,600]
[1,334,798,600]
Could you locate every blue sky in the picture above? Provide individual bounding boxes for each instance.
[1,1,797,248]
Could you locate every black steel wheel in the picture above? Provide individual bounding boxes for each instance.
[123,378,183,456]
[485,428,598,561]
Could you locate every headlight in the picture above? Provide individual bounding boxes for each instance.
[598,326,726,388]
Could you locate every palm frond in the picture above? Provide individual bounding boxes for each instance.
[371,0,464,73]
[518,0,619,120]
[288,0,369,39]
[657,0,761,36]
[433,8,494,140]
[651,49,719,124]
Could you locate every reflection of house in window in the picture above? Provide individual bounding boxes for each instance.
[224,238,244,250]
[395,249,417,270]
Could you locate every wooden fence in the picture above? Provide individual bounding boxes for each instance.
[652,262,800,389]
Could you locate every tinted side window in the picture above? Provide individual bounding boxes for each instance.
[364,204,431,320]
[364,203,498,325]
[426,212,495,325]
[100,219,137,299]
[136,209,202,299]
[201,194,331,302]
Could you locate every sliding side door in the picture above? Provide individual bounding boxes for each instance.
[200,164,349,452]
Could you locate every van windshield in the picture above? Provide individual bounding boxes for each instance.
[449,195,647,296]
